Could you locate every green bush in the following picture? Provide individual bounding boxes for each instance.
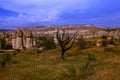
[101,35,108,46]
[87,53,96,62]
[0,53,12,67]
[36,36,56,50]
[3,53,12,62]
[104,47,120,56]
[77,36,88,49]
[107,36,116,45]
[68,65,76,73]
[1,39,12,50]
[80,53,95,71]
[80,61,90,71]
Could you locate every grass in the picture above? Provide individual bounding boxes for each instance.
[0,45,120,80]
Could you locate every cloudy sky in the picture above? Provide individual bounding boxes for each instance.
[0,0,120,29]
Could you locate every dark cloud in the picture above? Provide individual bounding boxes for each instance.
[0,7,18,17]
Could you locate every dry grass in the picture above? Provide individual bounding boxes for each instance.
[0,46,120,80]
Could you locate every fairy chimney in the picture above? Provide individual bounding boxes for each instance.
[5,32,12,47]
[53,29,58,45]
[25,31,33,48]
[16,29,24,49]
[12,31,17,49]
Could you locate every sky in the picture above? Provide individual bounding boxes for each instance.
[0,0,120,29]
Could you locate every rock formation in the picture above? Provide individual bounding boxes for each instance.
[12,31,17,49]
[11,29,34,49]
[16,29,24,49]
[25,31,33,48]
[0,25,120,50]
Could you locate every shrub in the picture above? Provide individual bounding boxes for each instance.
[0,53,12,67]
[80,61,90,71]
[87,53,96,62]
[80,53,95,71]
[68,65,76,73]
[104,47,120,56]
[109,37,116,45]
[77,36,87,49]
[1,39,12,50]
[36,36,56,50]
[101,35,108,46]
[3,53,12,62]
[102,39,107,46]
[102,35,107,39]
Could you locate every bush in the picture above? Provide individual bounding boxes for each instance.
[77,36,87,49]
[101,35,108,46]
[68,65,76,73]
[80,53,95,71]
[0,53,12,67]
[104,47,120,56]
[87,53,96,62]
[3,53,12,62]
[36,36,56,50]
[102,39,107,46]
[80,61,90,71]
[1,39,12,50]
[109,37,116,45]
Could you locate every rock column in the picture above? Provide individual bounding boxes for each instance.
[12,31,17,49]
[26,31,33,48]
[16,29,24,49]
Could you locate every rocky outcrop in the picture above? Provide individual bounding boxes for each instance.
[12,31,17,49]
[25,31,33,48]
[11,29,34,49]
[15,29,24,49]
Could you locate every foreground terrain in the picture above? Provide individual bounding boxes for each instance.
[0,44,120,80]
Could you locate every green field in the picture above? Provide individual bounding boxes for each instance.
[0,45,120,80]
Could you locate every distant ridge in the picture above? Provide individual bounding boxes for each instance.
[0,29,11,32]
[19,24,103,29]
[0,24,104,33]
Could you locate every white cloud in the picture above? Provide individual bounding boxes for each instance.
[0,0,97,28]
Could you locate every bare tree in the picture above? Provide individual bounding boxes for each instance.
[56,29,78,60]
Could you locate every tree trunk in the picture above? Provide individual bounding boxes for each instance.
[61,50,65,60]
